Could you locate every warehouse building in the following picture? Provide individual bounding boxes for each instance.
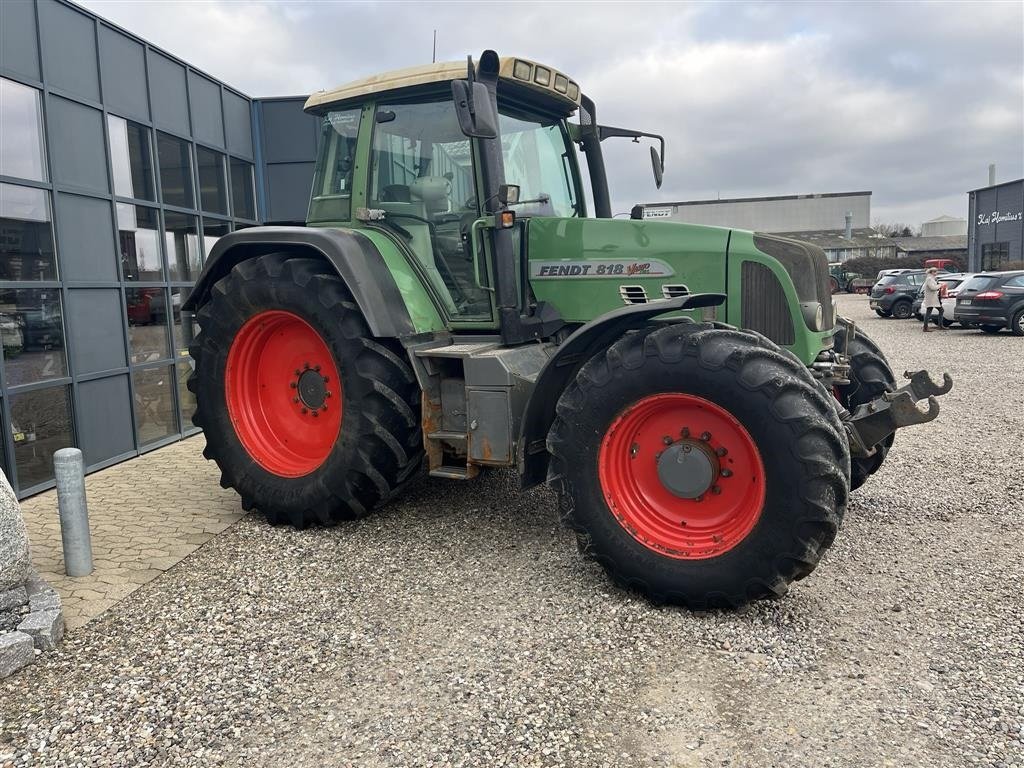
[637,191,872,234]
[967,178,1024,271]
[0,0,315,496]
[920,215,967,237]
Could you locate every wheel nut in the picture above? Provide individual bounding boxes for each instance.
[292,397,299,403]
[290,382,297,389]
[721,468,733,478]
[681,427,690,438]
[711,485,722,495]
[700,431,711,441]
[695,494,704,502]
[301,407,308,414]
[314,364,321,372]
[321,404,327,411]
[663,436,673,445]
[325,391,332,398]
[323,376,330,383]
[304,362,310,369]
[294,369,301,376]
[312,410,319,417]
[716,447,728,457]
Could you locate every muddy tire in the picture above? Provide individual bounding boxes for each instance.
[547,322,850,609]
[189,253,423,527]
[834,323,896,490]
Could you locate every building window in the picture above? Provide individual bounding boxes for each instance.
[0,288,67,387]
[157,133,194,209]
[0,79,47,183]
[196,147,228,214]
[117,204,163,281]
[108,115,156,202]
[171,287,198,357]
[10,384,73,489]
[981,242,1009,270]
[201,218,229,257]
[0,183,57,281]
[230,158,256,220]
[176,359,197,429]
[132,365,176,445]
[125,287,171,364]
[163,211,201,281]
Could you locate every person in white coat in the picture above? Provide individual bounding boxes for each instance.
[922,267,946,332]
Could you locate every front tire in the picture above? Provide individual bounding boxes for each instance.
[189,253,423,527]
[834,323,896,490]
[1011,309,1024,337]
[548,323,850,609]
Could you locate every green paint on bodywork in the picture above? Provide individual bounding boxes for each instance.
[527,218,729,322]
[727,230,829,364]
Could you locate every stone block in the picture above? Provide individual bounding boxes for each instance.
[0,472,31,593]
[17,609,65,651]
[28,588,62,613]
[0,586,28,612]
[0,631,34,678]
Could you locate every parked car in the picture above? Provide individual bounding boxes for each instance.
[954,270,1024,335]
[869,270,926,318]
[912,273,972,326]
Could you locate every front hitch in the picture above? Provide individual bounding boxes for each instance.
[844,369,953,457]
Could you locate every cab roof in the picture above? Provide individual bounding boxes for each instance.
[304,56,581,115]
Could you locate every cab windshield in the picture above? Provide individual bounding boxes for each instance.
[498,109,580,218]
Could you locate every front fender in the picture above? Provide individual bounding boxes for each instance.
[517,293,726,489]
[183,226,417,339]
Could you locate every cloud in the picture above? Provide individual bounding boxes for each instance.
[80,0,1023,227]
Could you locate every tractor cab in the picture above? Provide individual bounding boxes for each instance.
[303,52,660,341]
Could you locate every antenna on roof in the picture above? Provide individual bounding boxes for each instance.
[432,30,437,63]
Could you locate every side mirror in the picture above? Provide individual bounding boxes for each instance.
[650,145,664,189]
[451,80,498,139]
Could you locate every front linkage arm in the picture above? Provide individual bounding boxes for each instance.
[843,370,954,458]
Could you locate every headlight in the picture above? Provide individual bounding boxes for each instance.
[800,301,826,331]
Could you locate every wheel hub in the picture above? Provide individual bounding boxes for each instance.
[296,367,328,411]
[656,440,718,499]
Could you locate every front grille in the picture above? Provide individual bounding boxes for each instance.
[753,234,834,330]
[661,284,690,299]
[619,285,648,304]
[741,261,795,345]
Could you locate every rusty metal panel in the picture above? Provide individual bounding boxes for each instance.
[467,390,511,465]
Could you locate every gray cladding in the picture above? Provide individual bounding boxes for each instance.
[265,163,315,222]
[968,178,1024,270]
[77,376,135,465]
[54,193,116,280]
[65,289,127,374]
[148,52,190,136]
[47,96,108,192]
[98,26,149,121]
[189,71,224,147]
[38,0,99,102]
[257,98,318,222]
[223,91,253,158]
[1,0,40,81]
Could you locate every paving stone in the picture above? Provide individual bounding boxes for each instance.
[16,609,64,651]
[0,631,34,678]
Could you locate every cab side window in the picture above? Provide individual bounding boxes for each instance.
[309,109,361,223]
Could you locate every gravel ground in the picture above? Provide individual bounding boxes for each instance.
[1,293,1022,768]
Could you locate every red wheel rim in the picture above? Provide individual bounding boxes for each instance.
[225,310,343,477]
[598,393,765,559]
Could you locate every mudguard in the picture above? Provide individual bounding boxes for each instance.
[182,226,415,339]
[517,293,727,489]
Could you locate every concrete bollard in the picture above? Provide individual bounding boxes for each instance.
[54,448,93,577]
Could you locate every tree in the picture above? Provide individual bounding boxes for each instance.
[873,222,917,238]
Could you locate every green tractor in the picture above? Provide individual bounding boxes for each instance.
[185,51,951,609]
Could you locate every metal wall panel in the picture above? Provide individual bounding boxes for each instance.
[38,0,99,101]
[188,71,224,147]
[260,99,317,163]
[1,0,41,81]
[148,51,190,136]
[223,90,253,158]
[265,162,315,222]
[47,96,109,192]
[98,25,149,121]
[54,193,117,281]
[65,288,127,374]
[77,375,135,466]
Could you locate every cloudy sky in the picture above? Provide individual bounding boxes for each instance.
[81,0,1023,228]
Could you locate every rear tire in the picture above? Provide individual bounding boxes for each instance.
[875,309,891,318]
[548,322,850,609]
[829,276,841,294]
[834,323,896,491]
[189,253,423,527]
[1011,309,1024,337]
[891,300,912,320]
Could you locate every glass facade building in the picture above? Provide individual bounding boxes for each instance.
[0,0,287,496]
